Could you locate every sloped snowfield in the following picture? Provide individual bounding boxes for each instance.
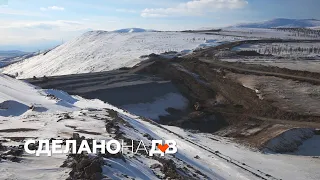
[2,31,239,79]
[220,27,320,40]
[1,74,320,180]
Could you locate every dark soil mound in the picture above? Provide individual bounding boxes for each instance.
[237,50,262,56]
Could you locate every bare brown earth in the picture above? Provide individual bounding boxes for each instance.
[133,41,320,149]
[226,73,320,116]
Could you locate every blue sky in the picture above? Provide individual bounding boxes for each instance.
[0,0,320,51]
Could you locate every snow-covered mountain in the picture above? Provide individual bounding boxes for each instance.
[113,28,157,33]
[1,31,237,78]
[232,18,320,28]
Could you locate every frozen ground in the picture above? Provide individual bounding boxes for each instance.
[1,74,319,179]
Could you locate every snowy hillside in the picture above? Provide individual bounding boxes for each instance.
[232,18,320,28]
[0,74,111,117]
[2,31,238,78]
[1,74,319,180]
[113,28,157,33]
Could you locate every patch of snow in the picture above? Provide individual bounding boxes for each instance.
[0,74,77,117]
[122,93,188,120]
[103,158,160,180]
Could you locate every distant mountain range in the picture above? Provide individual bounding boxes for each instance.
[231,18,320,28]
[0,50,28,58]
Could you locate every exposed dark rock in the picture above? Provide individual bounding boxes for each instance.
[237,50,262,56]
[160,159,185,180]
[84,159,103,177]
[150,163,162,169]
[166,112,228,133]
[0,143,6,151]
[143,133,154,141]
[4,148,23,156]
[77,158,92,170]
[62,134,106,180]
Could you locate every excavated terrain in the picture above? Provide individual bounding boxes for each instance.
[27,40,320,150]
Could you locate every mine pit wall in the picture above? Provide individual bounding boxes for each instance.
[137,60,218,106]
[262,128,315,153]
[137,59,229,132]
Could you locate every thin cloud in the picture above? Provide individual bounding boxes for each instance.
[0,7,45,16]
[141,0,248,18]
[0,20,84,31]
[40,6,65,11]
